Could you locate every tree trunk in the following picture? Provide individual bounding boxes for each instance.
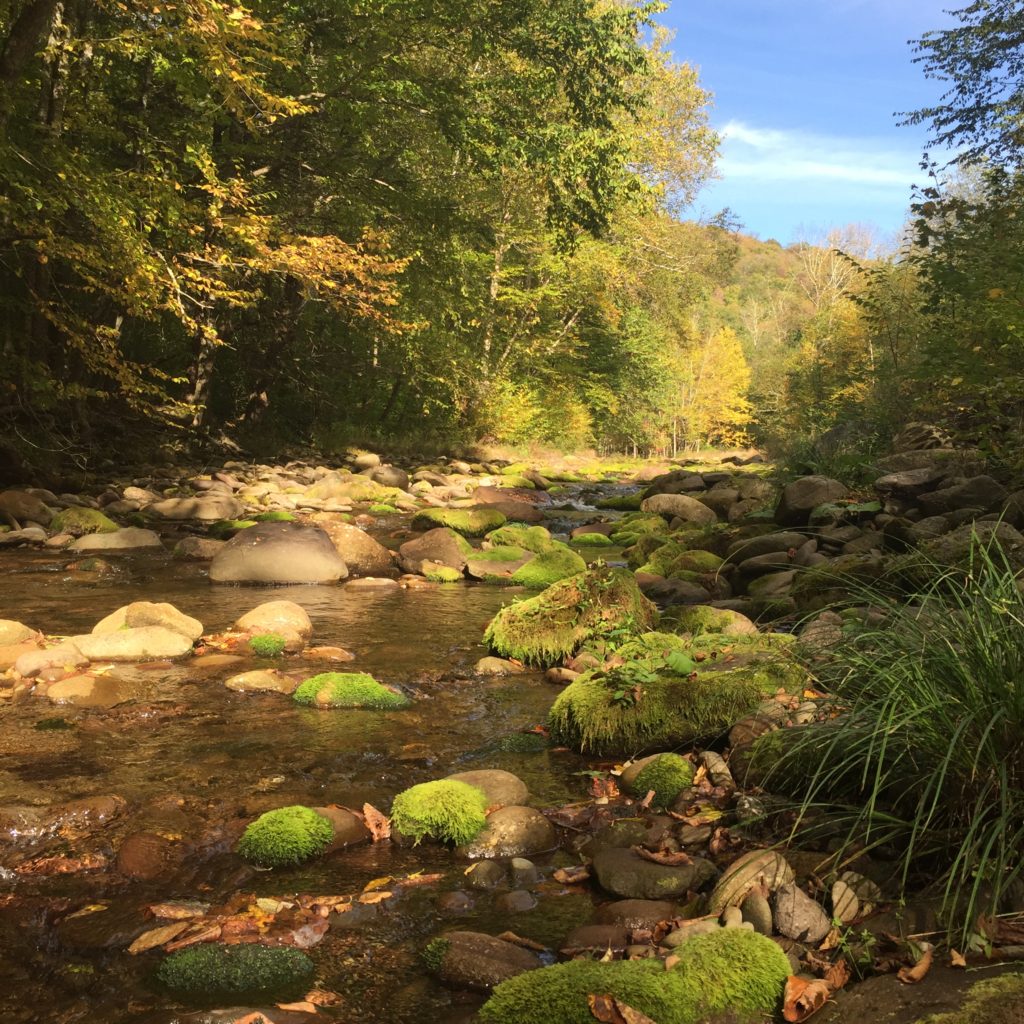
[0,0,61,131]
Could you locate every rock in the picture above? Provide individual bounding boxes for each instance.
[593,899,679,930]
[640,493,718,525]
[545,667,579,685]
[235,600,313,647]
[831,879,860,925]
[923,520,1024,565]
[116,831,184,880]
[663,919,721,946]
[92,601,203,641]
[475,657,527,676]
[14,642,87,677]
[495,890,537,913]
[429,930,541,991]
[458,806,556,859]
[173,536,225,560]
[45,674,126,707]
[445,770,528,808]
[0,526,47,545]
[72,626,195,662]
[725,532,810,563]
[892,422,954,451]
[772,882,831,944]
[49,507,118,537]
[366,465,409,491]
[708,849,795,914]
[316,519,397,576]
[352,452,381,471]
[398,528,469,574]
[775,476,849,527]
[741,891,773,935]
[917,474,1008,516]
[0,640,41,671]
[0,489,52,526]
[872,448,986,478]
[591,847,717,900]
[437,891,474,914]
[562,924,629,952]
[874,466,948,500]
[210,523,347,584]
[0,620,36,646]
[224,670,299,695]
[314,806,372,849]
[69,527,164,552]
[146,495,245,521]
[509,858,538,886]
[465,860,506,889]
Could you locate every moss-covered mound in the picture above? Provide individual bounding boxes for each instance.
[50,507,119,537]
[570,532,615,547]
[292,672,410,709]
[156,943,315,1002]
[423,562,464,583]
[498,475,536,489]
[486,524,554,553]
[369,502,401,514]
[510,544,587,589]
[484,566,658,667]
[390,779,488,845]
[639,546,724,578]
[479,927,789,1024]
[249,632,287,657]
[632,753,695,808]
[610,514,669,547]
[549,658,806,755]
[596,492,644,511]
[413,507,507,537]
[209,518,258,539]
[236,805,335,867]
[662,605,757,637]
[252,510,297,522]
[579,630,691,666]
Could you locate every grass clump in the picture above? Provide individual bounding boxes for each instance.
[479,928,788,1024]
[413,507,507,537]
[156,943,314,1002]
[293,672,410,709]
[390,779,488,845]
[484,566,657,667]
[249,632,287,657]
[773,542,1024,941]
[510,544,586,589]
[632,753,695,808]
[236,805,335,867]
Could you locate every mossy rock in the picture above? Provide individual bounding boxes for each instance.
[249,632,287,657]
[596,492,644,511]
[423,562,464,583]
[639,543,723,578]
[579,630,690,665]
[912,972,1024,1024]
[50,507,119,537]
[625,533,672,568]
[478,927,789,1024]
[570,532,615,548]
[486,524,554,553]
[369,502,400,514]
[292,672,410,710]
[156,943,314,1002]
[631,753,695,809]
[662,605,758,637]
[236,805,335,867]
[610,515,669,547]
[253,510,296,522]
[510,544,587,589]
[413,507,508,537]
[790,554,888,612]
[549,658,807,755]
[209,518,257,539]
[484,566,658,667]
[498,475,536,489]
[390,779,488,845]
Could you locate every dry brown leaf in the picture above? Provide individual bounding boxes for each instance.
[950,949,967,969]
[588,994,626,1023]
[361,803,391,842]
[305,990,343,1006]
[553,866,591,885]
[14,853,107,875]
[631,845,692,867]
[615,1002,658,1024]
[897,945,933,985]
[822,958,851,991]
[356,891,392,905]
[276,1001,317,1013]
[639,789,655,810]
[663,954,679,971]
[362,876,393,892]
[231,1014,280,1024]
[164,924,222,952]
[127,922,191,955]
[590,777,621,801]
[783,975,832,1022]
[148,901,209,920]
[496,931,547,952]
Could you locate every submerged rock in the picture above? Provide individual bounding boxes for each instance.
[210,522,347,584]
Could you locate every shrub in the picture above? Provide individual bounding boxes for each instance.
[235,805,335,867]
[390,779,488,845]
[292,672,410,709]
[156,943,314,1001]
[249,632,287,657]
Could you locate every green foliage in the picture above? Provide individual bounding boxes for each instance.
[293,672,410,710]
[632,753,695,808]
[249,633,287,658]
[421,937,451,973]
[390,780,488,846]
[479,928,789,1024]
[235,805,335,868]
[155,943,314,1001]
[253,511,296,523]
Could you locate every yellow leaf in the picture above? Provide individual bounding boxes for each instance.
[362,876,393,892]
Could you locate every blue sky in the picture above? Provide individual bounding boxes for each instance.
[664,0,960,242]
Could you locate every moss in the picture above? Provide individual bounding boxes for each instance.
[632,753,695,808]
[423,562,464,583]
[235,805,335,867]
[663,605,753,637]
[34,716,73,731]
[413,507,508,537]
[155,943,315,1002]
[50,507,118,536]
[510,544,587,589]
[486,524,554,553]
[912,972,1024,1024]
[390,779,488,845]
[253,510,296,522]
[293,672,411,709]
[570,533,615,547]
[209,518,257,539]
[484,566,658,667]
[625,534,672,568]
[421,937,451,972]
[596,492,644,511]
[369,502,400,514]
[491,731,549,753]
[479,928,789,1024]
[498,475,536,489]
[249,632,287,657]
[475,545,532,562]
[610,515,669,547]
[548,659,806,755]
[580,630,690,664]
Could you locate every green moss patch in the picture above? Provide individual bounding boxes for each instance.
[596,492,644,511]
[484,566,658,667]
[570,532,615,547]
[249,632,287,657]
[391,779,488,845]
[913,972,1024,1024]
[413,507,508,537]
[209,518,257,539]
[632,753,695,808]
[253,510,296,522]
[293,672,410,709]
[486,524,554,553]
[236,805,335,867]
[423,562,464,582]
[156,943,314,1002]
[510,544,587,589]
[50,507,118,536]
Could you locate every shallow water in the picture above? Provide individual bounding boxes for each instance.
[0,545,608,1023]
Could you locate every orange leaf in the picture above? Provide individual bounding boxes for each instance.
[783,975,832,1022]
[897,945,933,985]
[276,1001,317,1013]
[361,803,391,842]
[356,891,392,905]
[588,994,626,1023]
[950,949,967,969]
[553,866,591,885]
[823,958,851,991]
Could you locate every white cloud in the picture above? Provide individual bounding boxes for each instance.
[718,119,920,189]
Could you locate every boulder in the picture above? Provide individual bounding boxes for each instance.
[427,930,541,991]
[209,523,347,584]
[640,493,718,526]
[235,600,313,645]
[0,620,36,646]
[772,882,831,944]
[173,536,225,560]
[14,642,87,677]
[0,489,52,526]
[398,528,469,574]
[873,466,948,500]
[445,770,528,808]
[917,474,1008,516]
[316,519,396,576]
[69,528,163,551]
[591,847,717,899]
[72,626,195,662]
[366,465,409,491]
[224,670,299,695]
[708,849,794,913]
[457,806,556,859]
[92,601,203,641]
[45,674,127,707]
[146,495,245,521]
[775,476,849,526]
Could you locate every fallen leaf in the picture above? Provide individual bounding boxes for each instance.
[128,922,190,955]
[664,954,679,971]
[823,958,851,991]
[305,990,343,1006]
[950,949,967,969]
[588,994,625,1023]
[276,1001,317,1013]
[164,924,222,952]
[356,891,392,905]
[615,1002,658,1024]
[361,803,391,841]
[496,931,547,952]
[362,876,393,892]
[590,777,620,801]
[631,845,692,867]
[639,789,655,810]
[554,865,591,885]
[15,853,107,875]
[898,945,933,984]
[783,975,832,1022]
[148,900,210,920]
[231,1014,280,1024]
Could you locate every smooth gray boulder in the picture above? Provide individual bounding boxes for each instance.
[209,522,347,584]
